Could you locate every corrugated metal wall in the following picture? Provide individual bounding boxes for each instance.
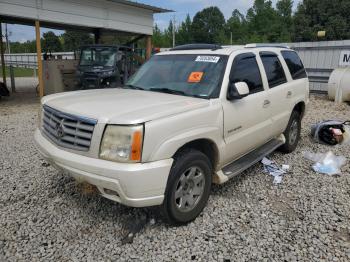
[289,40,350,93]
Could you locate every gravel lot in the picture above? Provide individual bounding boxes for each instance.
[1,86,350,261]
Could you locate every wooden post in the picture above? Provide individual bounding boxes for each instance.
[35,20,44,97]
[146,35,152,60]
[0,22,7,88]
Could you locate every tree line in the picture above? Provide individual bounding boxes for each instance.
[153,0,350,47]
[7,30,93,53]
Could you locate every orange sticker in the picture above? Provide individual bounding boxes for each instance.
[188,72,204,83]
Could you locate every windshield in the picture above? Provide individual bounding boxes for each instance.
[126,54,228,98]
[80,47,117,67]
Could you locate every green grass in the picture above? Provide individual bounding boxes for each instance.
[0,66,37,77]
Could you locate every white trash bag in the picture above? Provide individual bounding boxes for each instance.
[303,151,347,175]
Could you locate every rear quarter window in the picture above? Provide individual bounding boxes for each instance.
[281,51,307,80]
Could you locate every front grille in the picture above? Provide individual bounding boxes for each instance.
[42,105,97,151]
[82,73,99,89]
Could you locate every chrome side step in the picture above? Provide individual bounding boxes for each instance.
[221,138,284,180]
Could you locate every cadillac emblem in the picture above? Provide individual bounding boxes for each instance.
[56,120,65,138]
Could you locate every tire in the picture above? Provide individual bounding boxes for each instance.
[161,149,212,225]
[279,110,301,153]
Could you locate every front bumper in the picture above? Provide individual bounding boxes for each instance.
[34,129,173,207]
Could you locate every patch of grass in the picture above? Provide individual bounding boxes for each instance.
[0,66,37,77]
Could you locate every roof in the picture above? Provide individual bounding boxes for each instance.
[108,0,172,13]
[159,46,245,56]
[158,44,291,56]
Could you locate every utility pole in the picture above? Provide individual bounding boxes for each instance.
[172,15,176,48]
[5,23,15,92]
[230,32,233,45]
[5,24,10,54]
[0,22,8,90]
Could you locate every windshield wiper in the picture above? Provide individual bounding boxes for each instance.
[150,88,186,96]
[124,84,145,91]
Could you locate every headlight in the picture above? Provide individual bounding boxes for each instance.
[102,70,114,76]
[99,125,143,163]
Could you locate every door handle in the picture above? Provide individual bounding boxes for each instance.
[286,91,292,98]
[263,100,270,107]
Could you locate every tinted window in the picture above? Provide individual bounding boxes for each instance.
[230,53,263,94]
[260,52,287,88]
[281,51,307,80]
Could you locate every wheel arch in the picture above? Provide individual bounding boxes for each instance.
[173,138,220,171]
[293,101,306,119]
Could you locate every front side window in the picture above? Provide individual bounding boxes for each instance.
[281,51,307,80]
[260,52,287,88]
[230,53,264,94]
[126,54,228,99]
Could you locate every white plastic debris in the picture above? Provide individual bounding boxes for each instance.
[149,218,156,225]
[303,151,347,175]
[261,157,288,184]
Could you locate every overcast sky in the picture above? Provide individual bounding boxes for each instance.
[3,0,301,43]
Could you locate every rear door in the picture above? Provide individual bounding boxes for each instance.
[258,51,291,136]
[280,50,309,106]
[222,52,273,164]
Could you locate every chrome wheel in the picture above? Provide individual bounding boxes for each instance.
[289,119,299,145]
[174,166,205,212]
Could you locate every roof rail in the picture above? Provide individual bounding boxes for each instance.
[245,43,290,49]
[170,44,222,51]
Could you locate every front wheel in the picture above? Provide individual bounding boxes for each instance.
[279,110,301,153]
[161,149,212,225]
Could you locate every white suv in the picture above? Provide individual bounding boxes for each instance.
[35,44,309,225]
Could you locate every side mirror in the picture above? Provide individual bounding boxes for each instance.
[227,81,250,100]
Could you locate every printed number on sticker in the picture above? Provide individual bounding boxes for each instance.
[195,56,220,63]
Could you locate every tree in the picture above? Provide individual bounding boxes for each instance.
[276,0,293,42]
[191,7,226,44]
[62,30,93,51]
[152,24,166,47]
[176,14,193,45]
[164,20,175,47]
[10,40,36,53]
[293,0,350,41]
[226,9,248,44]
[41,31,62,52]
[246,0,280,42]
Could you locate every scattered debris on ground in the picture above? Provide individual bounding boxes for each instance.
[261,157,289,184]
[303,151,347,175]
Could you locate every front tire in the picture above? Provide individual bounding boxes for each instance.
[280,110,301,153]
[161,149,212,225]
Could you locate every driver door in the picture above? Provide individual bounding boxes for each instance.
[221,52,273,165]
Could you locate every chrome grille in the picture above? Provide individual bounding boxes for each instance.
[42,105,97,151]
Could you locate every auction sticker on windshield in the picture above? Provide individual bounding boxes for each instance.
[195,56,220,63]
[188,72,204,83]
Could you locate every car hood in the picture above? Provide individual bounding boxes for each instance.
[42,88,210,124]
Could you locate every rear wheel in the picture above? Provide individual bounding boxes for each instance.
[161,149,212,225]
[279,110,301,153]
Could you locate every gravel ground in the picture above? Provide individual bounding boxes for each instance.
[1,88,350,261]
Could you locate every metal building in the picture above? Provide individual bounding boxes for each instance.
[289,40,350,93]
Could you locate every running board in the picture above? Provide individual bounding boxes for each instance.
[221,138,284,180]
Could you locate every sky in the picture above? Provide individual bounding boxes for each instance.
[3,0,301,43]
